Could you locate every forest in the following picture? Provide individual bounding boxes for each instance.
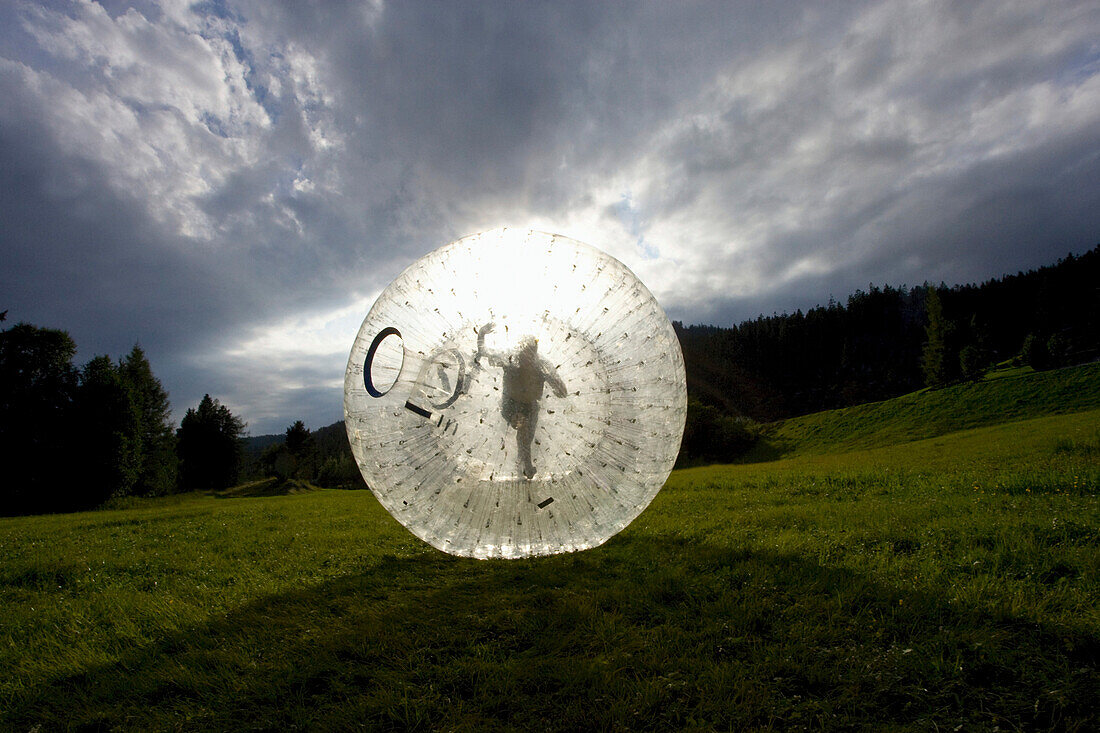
[676,244,1100,422]
[0,313,247,516]
[2,244,1097,514]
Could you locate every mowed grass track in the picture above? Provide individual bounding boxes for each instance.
[3,377,1100,729]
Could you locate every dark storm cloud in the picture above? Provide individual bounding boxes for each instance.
[623,0,1100,324]
[1,78,223,349]
[2,0,1099,433]
[236,0,831,226]
[0,63,275,425]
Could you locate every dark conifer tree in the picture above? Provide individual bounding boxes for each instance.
[120,345,177,495]
[1046,332,1071,369]
[73,356,142,506]
[177,394,245,489]
[0,322,79,514]
[921,286,949,388]
[285,420,312,456]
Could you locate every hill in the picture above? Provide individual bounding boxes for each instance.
[243,432,283,452]
[748,360,1100,459]
[244,421,347,454]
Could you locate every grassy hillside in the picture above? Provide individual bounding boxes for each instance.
[750,361,1100,459]
[1,381,1098,729]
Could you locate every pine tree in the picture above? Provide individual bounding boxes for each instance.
[177,394,245,489]
[0,322,79,514]
[958,314,991,382]
[285,420,312,455]
[283,420,315,479]
[120,345,177,495]
[73,356,142,505]
[921,286,948,388]
[1021,333,1050,370]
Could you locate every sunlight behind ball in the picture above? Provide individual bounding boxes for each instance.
[344,228,687,558]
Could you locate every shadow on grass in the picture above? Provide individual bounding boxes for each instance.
[213,478,324,499]
[735,436,792,464]
[676,438,791,469]
[6,536,1098,731]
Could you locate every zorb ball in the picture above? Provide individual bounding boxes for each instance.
[344,228,687,558]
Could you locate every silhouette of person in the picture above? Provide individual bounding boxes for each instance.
[475,322,567,479]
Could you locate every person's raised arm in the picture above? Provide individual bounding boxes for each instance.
[475,322,506,367]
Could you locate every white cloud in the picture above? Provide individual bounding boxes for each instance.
[571,0,1100,316]
[12,0,288,237]
[222,293,380,364]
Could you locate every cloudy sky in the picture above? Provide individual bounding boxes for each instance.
[3,0,1099,434]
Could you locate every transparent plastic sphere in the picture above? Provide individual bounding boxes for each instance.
[344,228,687,558]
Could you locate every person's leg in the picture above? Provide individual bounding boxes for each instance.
[501,396,518,427]
[516,402,538,478]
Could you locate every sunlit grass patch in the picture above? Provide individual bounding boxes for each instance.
[752,361,1100,459]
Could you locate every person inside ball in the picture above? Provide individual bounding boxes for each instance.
[475,322,567,479]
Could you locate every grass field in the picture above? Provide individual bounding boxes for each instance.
[2,367,1099,730]
[751,360,1100,459]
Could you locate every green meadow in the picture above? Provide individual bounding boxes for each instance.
[2,366,1099,730]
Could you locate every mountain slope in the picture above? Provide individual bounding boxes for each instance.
[746,361,1100,460]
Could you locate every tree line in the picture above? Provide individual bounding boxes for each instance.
[4,244,1097,509]
[675,244,1100,434]
[0,312,247,516]
[238,419,362,489]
